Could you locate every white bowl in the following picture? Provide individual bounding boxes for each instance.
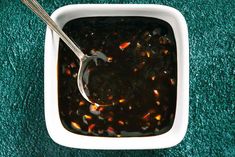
[44,4,189,149]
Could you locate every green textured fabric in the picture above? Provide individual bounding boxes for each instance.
[0,0,234,156]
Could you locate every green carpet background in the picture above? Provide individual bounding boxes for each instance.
[0,0,234,156]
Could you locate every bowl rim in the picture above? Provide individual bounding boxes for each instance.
[44,4,189,149]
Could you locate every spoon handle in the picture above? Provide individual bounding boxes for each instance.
[21,0,85,60]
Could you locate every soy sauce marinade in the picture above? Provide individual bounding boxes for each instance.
[58,17,177,137]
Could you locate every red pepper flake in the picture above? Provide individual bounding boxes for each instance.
[153,89,160,97]
[146,51,151,58]
[155,114,161,121]
[107,126,115,135]
[65,68,71,76]
[107,127,114,132]
[88,124,96,133]
[79,100,85,106]
[118,120,125,126]
[119,42,131,50]
[107,57,113,62]
[107,117,113,122]
[84,115,92,120]
[143,112,151,120]
[118,98,126,103]
[71,121,81,130]
[98,106,104,112]
[108,95,113,100]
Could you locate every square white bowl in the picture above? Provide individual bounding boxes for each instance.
[44,4,189,149]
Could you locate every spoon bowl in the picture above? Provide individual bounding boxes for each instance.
[77,51,108,105]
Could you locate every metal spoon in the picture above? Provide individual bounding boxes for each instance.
[21,0,107,106]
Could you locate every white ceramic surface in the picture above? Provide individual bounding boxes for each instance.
[44,4,189,149]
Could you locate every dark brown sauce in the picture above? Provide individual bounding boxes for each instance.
[58,17,177,137]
